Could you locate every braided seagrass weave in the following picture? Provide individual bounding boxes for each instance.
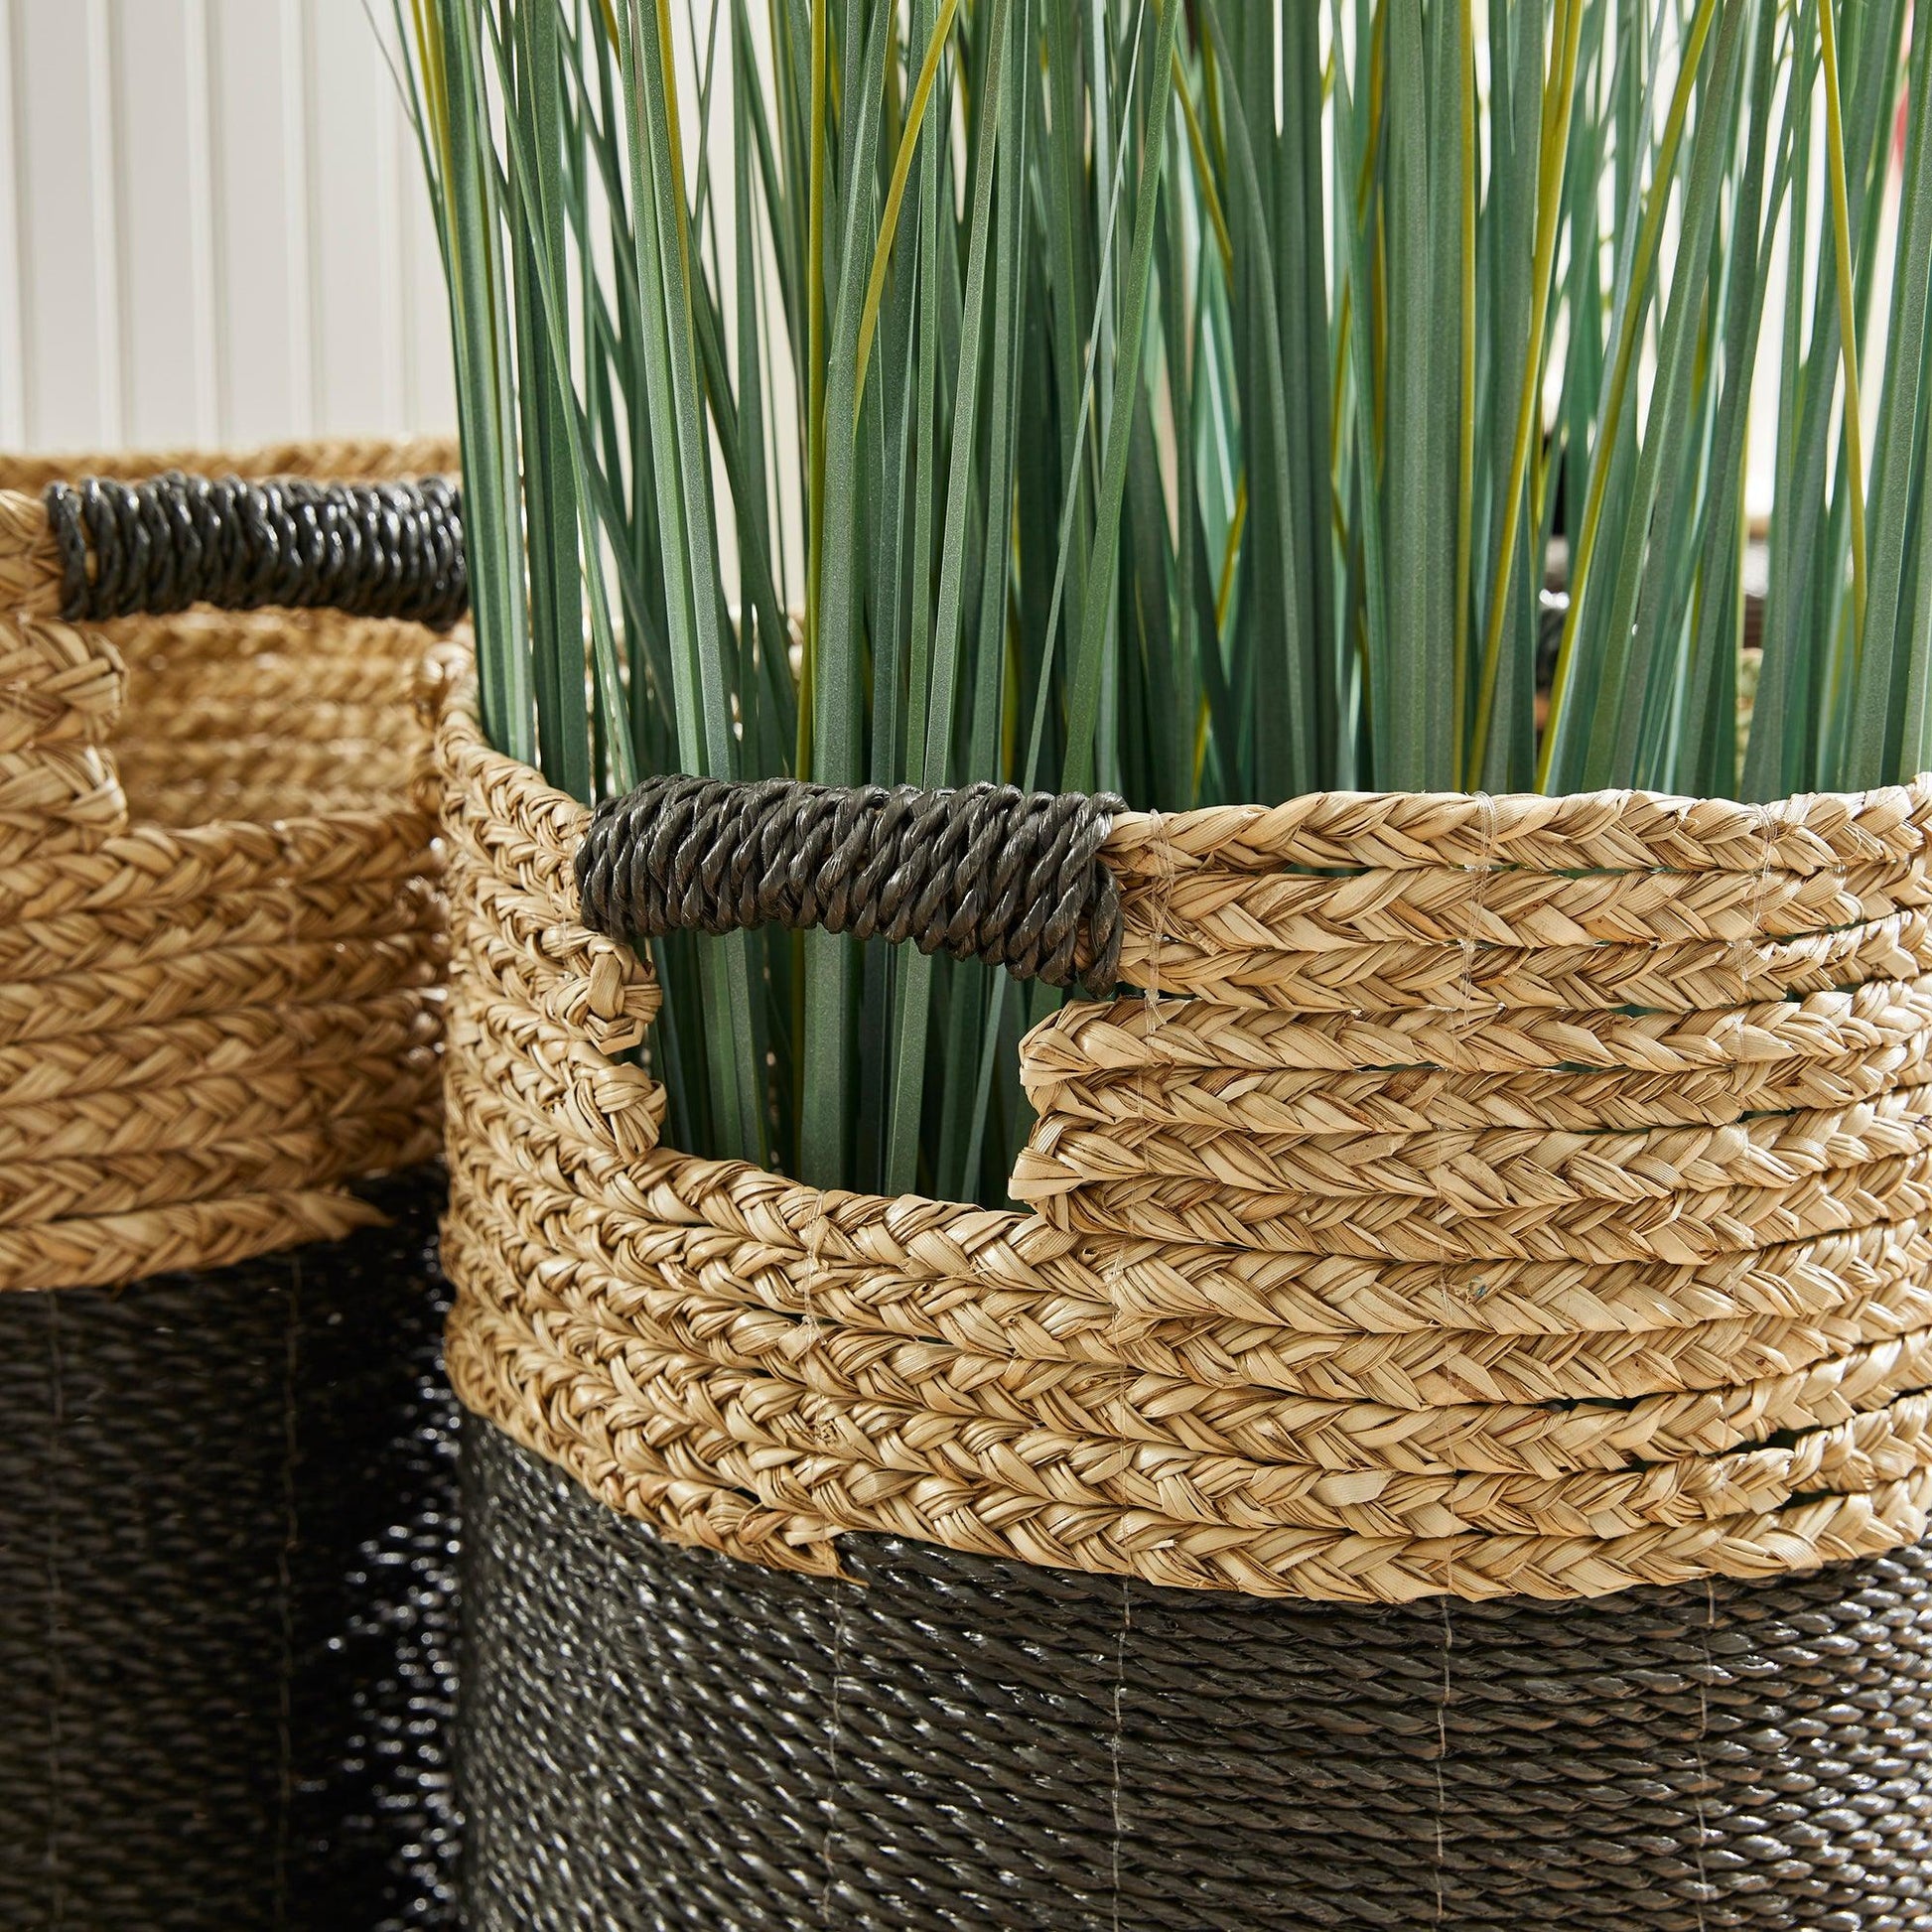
[437,662,1932,1603]
[1,1169,459,1932]
[0,441,463,1928]
[0,440,457,1290]
[462,1423,1932,1931]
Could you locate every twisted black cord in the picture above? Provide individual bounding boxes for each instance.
[46,471,469,628]
[576,775,1128,996]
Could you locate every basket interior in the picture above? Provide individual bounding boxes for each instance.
[101,607,432,829]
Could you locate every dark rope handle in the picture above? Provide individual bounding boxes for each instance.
[46,471,469,628]
[576,774,1128,996]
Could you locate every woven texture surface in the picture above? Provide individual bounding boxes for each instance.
[0,439,451,1291]
[0,1167,460,1932]
[436,668,1932,1603]
[461,1421,1932,1932]
[576,771,1126,993]
[0,435,458,493]
[47,472,467,627]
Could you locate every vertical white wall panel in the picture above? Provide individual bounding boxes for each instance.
[305,0,395,435]
[14,0,113,449]
[3,0,454,457]
[111,0,218,447]
[0,1,28,448]
[207,0,308,444]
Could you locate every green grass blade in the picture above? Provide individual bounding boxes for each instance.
[428,0,532,767]
[799,0,895,1190]
[1060,0,1185,795]
[884,0,1012,1196]
[1469,0,1579,787]
[854,0,960,413]
[1818,0,1870,646]
[1850,9,1931,776]
[1540,0,1724,788]
[617,0,765,1166]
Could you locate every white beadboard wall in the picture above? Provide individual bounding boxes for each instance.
[0,5,1840,518]
[0,0,455,458]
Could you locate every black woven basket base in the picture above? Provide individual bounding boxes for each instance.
[461,1421,1932,1932]
[0,1168,461,1932]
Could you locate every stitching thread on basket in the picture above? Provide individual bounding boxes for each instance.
[1106,808,1173,1924]
[817,1583,849,1925]
[42,1290,66,1929]
[1431,809,1489,1915]
[1438,792,1497,1600]
[1694,1576,1715,1932]
[272,1254,301,1932]
[1109,1573,1132,1932]
[1434,1594,1452,1926]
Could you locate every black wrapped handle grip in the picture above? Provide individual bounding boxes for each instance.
[575,773,1127,996]
[46,471,468,628]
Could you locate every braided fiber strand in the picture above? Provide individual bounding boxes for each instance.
[462,1425,1932,1932]
[575,771,1127,994]
[46,472,468,629]
[438,676,1932,1603]
[1100,777,1932,877]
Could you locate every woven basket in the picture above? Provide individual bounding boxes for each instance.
[0,442,463,1930]
[438,659,1932,1927]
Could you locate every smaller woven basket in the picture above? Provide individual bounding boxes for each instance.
[438,634,1932,1925]
[1,437,461,1289]
[0,442,464,1930]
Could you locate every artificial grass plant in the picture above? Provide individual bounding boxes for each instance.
[400,0,1932,1203]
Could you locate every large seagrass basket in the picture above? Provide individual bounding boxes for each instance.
[0,445,464,1930]
[439,658,1932,1929]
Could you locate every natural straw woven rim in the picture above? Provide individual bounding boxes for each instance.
[1100,777,1932,876]
[0,435,458,494]
[0,440,455,1291]
[436,658,1932,1602]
